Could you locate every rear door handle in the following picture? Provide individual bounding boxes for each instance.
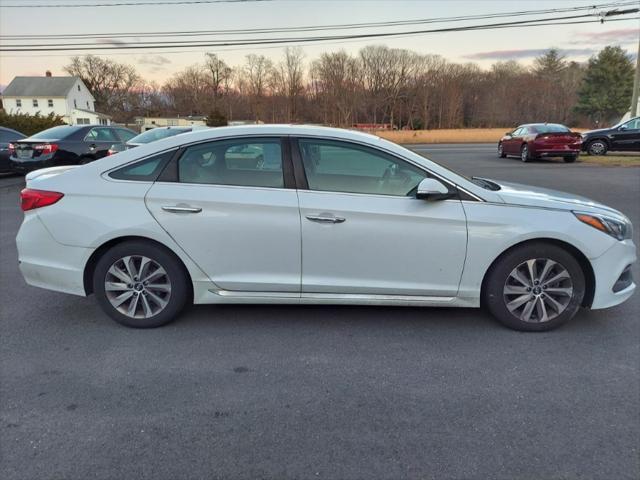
[162,205,202,214]
[305,215,346,224]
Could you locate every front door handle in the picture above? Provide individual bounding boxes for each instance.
[305,215,346,224]
[162,205,202,214]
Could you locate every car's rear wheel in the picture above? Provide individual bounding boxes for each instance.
[483,243,585,331]
[564,155,578,163]
[93,241,190,328]
[498,143,506,158]
[587,140,608,156]
[520,144,530,162]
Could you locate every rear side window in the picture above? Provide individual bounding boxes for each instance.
[532,124,570,134]
[178,138,283,188]
[109,150,174,181]
[85,128,118,142]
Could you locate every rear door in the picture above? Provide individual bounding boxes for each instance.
[144,136,301,293]
[84,127,120,158]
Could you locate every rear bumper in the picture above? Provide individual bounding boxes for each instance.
[590,239,636,309]
[16,213,92,296]
[9,157,57,174]
[531,147,581,157]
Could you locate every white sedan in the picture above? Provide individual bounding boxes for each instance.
[16,125,636,331]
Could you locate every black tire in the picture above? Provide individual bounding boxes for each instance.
[93,240,190,328]
[498,142,507,158]
[563,155,578,163]
[483,242,585,332]
[586,139,608,156]
[520,144,530,163]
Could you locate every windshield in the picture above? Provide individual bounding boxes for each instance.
[29,126,79,140]
[129,127,191,144]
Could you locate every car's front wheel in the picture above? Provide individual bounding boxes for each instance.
[483,243,585,331]
[587,140,608,156]
[93,240,190,328]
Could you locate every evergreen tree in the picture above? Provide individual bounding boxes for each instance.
[575,46,634,123]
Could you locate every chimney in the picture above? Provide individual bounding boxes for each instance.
[45,70,52,77]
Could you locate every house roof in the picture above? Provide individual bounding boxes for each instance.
[1,76,82,97]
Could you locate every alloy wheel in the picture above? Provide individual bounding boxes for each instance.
[104,255,172,319]
[503,258,573,323]
[498,144,503,156]
[588,141,606,155]
[521,145,528,162]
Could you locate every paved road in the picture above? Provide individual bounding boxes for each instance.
[1,145,639,480]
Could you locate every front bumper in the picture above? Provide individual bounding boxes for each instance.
[590,239,637,309]
[16,213,92,296]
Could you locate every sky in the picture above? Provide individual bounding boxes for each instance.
[0,0,638,87]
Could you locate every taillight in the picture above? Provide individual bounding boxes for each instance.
[33,143,59,154]
[8,143,16,155]
[20,189,64,212]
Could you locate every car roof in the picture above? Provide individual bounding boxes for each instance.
[0,126,25,136]
[519,123,567,128]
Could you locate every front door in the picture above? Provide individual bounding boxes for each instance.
[294,138,467,296]
[145,137,301,292]
[610,118,640,151]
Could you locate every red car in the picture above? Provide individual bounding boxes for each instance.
[498,123,582,163]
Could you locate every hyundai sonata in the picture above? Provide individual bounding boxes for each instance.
[16,125,636,330]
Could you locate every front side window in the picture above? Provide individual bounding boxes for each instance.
[178,138,283,188]
[622,118,640,130]
[298,139,427,196]
[32,99,38,107]
[116,128,136,142]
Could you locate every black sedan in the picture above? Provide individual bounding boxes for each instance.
[581,116,640,155]
[9,125,137,174]
[0,126,26,173]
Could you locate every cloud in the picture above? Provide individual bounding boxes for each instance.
[464,48,596,60]
[570,28,639,45]
[137,55,172,67]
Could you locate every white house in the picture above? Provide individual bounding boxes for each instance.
[134,115,207,131]
[1,72,111,125]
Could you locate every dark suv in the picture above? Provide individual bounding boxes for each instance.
[581,117,640,155]
[9,125,136,174]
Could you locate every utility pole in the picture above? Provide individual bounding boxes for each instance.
[631,32,640,117]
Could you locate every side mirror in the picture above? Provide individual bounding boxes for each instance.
[505,132,512,136]
[416,178,452,201]
[619,125,628,131]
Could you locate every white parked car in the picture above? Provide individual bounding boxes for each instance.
[16,125,636,331]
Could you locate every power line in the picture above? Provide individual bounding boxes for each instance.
[1,10,637,52]
[1,16,635,59]
[1,1,635,39]
[0,0,268,7]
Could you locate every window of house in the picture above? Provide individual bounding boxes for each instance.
[77,85,81,91]
[178,138,284,188]
[298,139,427,196]
[48,99,53,108]
[16,99,21,108]
[86,101,90,108]
[32,99,38,107]
[76,118,90,125]
[99,118,108,126]
[74,99,77,108]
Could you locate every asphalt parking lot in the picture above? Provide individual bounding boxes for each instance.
[1,144,638,480]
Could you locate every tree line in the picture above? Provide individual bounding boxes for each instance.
[63,45,635,128]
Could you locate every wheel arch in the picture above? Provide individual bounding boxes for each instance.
[480,238,596,308]
[83,235,194,300]
[586,137,610,149]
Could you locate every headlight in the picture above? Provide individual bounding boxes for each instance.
[573,211,633,241]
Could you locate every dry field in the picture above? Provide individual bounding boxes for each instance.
[374,128,590,144]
